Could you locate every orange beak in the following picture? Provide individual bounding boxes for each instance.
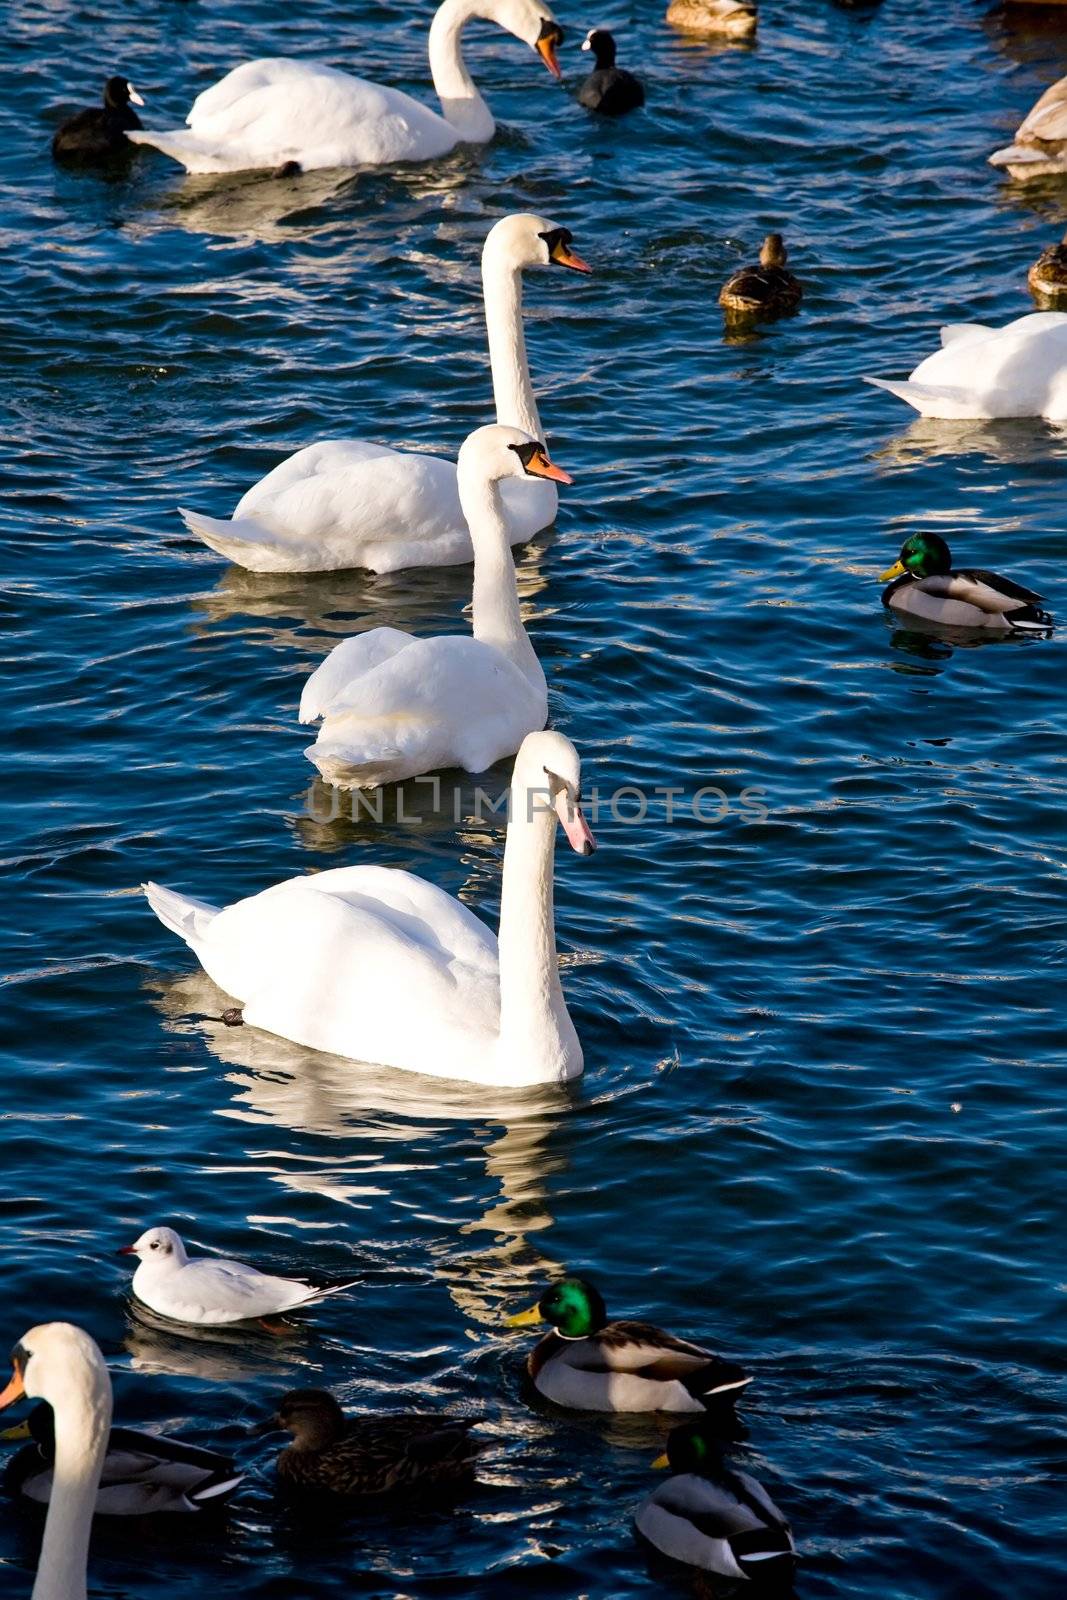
[0,1367,26,1412]
[549,238,592,275]
[524,446,573,485]
[536,26,563,80]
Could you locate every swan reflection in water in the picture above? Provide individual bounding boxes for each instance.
[872,416,1067,468]
[148,967,574,1329]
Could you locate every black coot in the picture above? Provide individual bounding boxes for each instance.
[52,77,145,166]
[577,30,645,117]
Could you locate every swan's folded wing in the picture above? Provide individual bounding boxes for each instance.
[299,629,414,722]
[238,441,464,552]
[311,636,545,774]
[200,869,500,1067]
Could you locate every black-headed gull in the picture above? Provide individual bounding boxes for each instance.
[119,1226,357,1327]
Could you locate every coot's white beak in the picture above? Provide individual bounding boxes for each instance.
[581,36,592,51]
[127,84,145,107]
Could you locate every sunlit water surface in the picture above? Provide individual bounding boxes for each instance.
[2,1,1067,1596]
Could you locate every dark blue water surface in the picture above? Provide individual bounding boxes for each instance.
[3,0,1067,1595]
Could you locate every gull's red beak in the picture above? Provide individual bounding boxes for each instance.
[117,1245,137,1256]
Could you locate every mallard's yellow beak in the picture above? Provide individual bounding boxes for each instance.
[651,1452,670,1469]
[506,1304,545,1328]
[0,1419,30,1441]
[879,559,907,582]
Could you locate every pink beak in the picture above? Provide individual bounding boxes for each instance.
[554,791,596,855]
[116,1246,137,1256]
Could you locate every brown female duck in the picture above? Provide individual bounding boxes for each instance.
[719,235,803,320]
[266,1389,481,1498]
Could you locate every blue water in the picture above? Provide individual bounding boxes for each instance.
[3,0,1067,1594]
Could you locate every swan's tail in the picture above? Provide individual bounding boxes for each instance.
[178,507,301,572]
[863,375,978,419]
[305,741,405,791]
[126,129,242,175]
[143,881,220,950]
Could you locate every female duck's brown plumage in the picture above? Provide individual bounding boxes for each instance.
[719,234,803,320]
[1028,232,1067,304]
[268,1389,481,1498]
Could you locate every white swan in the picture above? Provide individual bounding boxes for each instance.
[178,212,590,574]
[126,0,563,174]
[300,424,565,788]
[990,75,1067,181]
[865,313,1067,419]
[143,728,595,1088]
[0,1323,112,1600]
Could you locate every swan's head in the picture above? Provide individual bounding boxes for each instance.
[0,1324,112,1418]
[484,0,565,78]
[104,76,144,109]
[458,423,573,489]
[484,212,591,274]
[512,731,596,855]
[759,233,788,269]
[118,1224,188,1265]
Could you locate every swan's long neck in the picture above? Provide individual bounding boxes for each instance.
[496,776,579,1081]
[461,471,545,690]
[428,0,497,142]
[483,246,543,440]
[34,1374,111,1600]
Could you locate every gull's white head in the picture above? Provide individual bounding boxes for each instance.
[483,212,591,275]
[120,1224,187,1265]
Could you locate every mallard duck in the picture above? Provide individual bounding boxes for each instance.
[635,1421,796,1581]
[1,1401,242,1516]
[263,1390,481,1499]
[578,30,645,116]
[719,235,803,320]
[52,77,144,166]
[666,0,757,39]
[506,1276,750,1413]
[1029,233,1067,304]
[879,534,1053,632]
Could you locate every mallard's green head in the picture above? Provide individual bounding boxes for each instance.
[880,531,951,583]
[506,1276,607,1339]
[652,1420,722,1476]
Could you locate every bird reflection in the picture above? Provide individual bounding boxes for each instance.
[141,145,487,244]
[185,527,554,651]
[123,1294,316,1384]
[147,968,573,1325]
[873,416,1067,467]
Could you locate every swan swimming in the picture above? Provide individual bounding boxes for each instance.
[179,213,590,573]
[299,424,566,788]
[143,729,595,1088]
[127,0,564,175]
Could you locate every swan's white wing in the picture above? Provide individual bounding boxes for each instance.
[940,323,993,348]
[308,635,547,785]
[299,629,414,723]
[196,868,500,1073]
[871,314,1067,418]
[179,59,456,170]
